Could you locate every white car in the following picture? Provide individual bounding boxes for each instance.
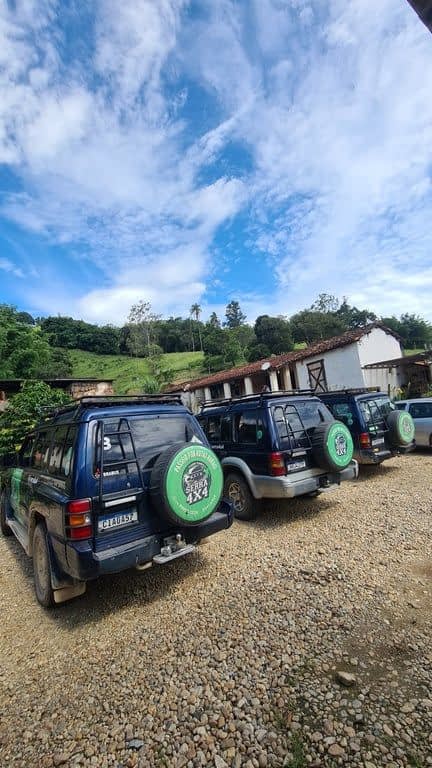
[395,398,432,448]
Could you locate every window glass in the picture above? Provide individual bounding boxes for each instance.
[359,397,395,427]
[409,402,432,419]
[48,426,69,475]
[220,416,231,442]
[20,436,35,467]
[61,427,77,478]
[204,416,221,442]
[32,431,52,470]
[234,411,264,444]
[272,400,332,448]
[328,402,357,428]
[94,415,203,479]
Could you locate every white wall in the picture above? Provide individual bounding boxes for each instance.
[357,327,402,366]
[363,366,403,397]
[294,343,364,391]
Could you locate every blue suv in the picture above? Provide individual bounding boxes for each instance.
[198,392,358,520]
[319,389,415,465]
[0,396,232,607]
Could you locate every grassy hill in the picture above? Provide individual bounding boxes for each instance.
[69,349,205,394]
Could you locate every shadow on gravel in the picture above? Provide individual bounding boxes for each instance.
[2,533,208,628]
[248,494,333,530]
[55,549,209,628]
[355,462,400,483]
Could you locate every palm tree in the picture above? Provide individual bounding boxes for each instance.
[190,304,203,352]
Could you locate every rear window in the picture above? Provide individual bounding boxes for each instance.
[409,402,432,418]
[94,414,203,478]
[272,400,332,448]
[359,397,395,428]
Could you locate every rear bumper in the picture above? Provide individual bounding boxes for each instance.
[63,503,233,582]
[355,448,392,465]
[251,460,358,500]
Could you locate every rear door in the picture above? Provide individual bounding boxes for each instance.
[407,401,432,446]
[89,412,205,549]
[358,396,394,450]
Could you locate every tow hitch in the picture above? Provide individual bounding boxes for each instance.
[153,534,195,565]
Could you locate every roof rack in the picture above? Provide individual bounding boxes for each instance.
[322,387,381,396]
[199,389,317,410]
[36,394,184,424]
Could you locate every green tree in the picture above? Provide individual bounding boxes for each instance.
[127,301,161,357]
[289,310,346,345]
[0,305,52,378]
[224,300,246,328]
[254,315,293,354]
[310,293,340,313]
[208,312,221,328]
[0,381,71,455]
[247,342,271,362]
[336,299,377,328]
[190,303,203,352]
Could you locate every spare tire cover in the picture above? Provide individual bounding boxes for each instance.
[150,443,223,525]
[386,410,415,446]
[323,422,354,468]
[311,421,354,472]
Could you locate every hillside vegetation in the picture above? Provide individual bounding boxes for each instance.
[69,349,205,394]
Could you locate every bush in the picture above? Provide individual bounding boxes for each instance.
[0,381,71,455]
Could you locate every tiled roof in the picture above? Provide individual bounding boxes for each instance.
[167,323,400,392]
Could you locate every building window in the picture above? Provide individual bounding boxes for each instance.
[209,383,224,400]
[307,359,328,393]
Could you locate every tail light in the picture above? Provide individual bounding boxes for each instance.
[66,499,92,540]
[268,452,286,477]
[359,432,371,449]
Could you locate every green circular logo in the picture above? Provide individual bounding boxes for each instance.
[165,445,223,523]
[326,423,354,468]
[399,412,415,443]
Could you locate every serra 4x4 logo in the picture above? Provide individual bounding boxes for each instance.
[182,461,211,505]
[335,433,348,456]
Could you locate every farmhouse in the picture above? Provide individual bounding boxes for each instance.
[170,323,432,412]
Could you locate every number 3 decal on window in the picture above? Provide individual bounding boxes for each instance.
[103,436,112,451]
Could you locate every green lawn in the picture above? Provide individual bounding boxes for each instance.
[69,349,205,394]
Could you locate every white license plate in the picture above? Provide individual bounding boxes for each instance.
[372,438,385,446]
[287,459,307,472]
[98,510,138,532]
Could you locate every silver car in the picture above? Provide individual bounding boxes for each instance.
[395,398,432,448]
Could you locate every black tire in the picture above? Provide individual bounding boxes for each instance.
[224,473,258,521]
[33,523,55,608]
[310,421,354,473]
[150,442,223,527]
[386,410,415,447]
[0,489,13,537]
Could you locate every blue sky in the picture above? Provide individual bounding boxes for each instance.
[1,0,432,325]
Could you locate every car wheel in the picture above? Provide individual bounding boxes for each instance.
[224,473,258,521]
[33,523,55,608]
[0,490,13,537]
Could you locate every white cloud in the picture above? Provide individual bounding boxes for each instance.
[1,0,432,324]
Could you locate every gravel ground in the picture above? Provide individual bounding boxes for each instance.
[0,452,431,768]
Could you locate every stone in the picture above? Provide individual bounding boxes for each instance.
[214,756,228,768]
[328,743,345,757]
[335,671,356,687]
[127,740,145,750]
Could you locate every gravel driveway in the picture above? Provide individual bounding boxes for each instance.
[0,453,431,768]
